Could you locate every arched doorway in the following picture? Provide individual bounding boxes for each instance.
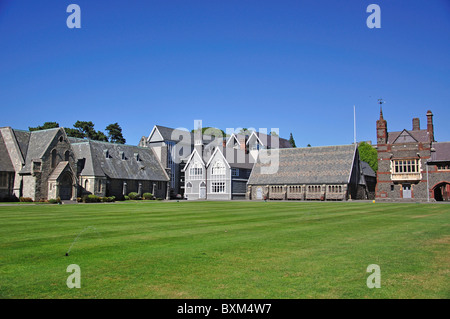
[59,173,73,200]
[433,182,450,202]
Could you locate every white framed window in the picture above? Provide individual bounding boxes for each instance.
[231,168,239,177]
[211,182,225,193]
[392,159,420,174]
[189,161,203,180]
[212,161,226,175]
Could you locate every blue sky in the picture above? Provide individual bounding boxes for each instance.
[1,0,449,146]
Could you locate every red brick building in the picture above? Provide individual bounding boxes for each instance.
[375,109,450,201]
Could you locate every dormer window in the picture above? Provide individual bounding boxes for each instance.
[134,153,140,161]
[120,151,125,160]
[104,150,110,159]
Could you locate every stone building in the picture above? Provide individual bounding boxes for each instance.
[375,109,450,201]
[70,137,170,199]
[0,126,169,201]
[247,144,371,201]
[0,127,77,201]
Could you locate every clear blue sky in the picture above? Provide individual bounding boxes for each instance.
[1,0,449,146]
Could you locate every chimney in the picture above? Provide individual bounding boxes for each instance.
[426,110,434,142]
[412,118,420,131]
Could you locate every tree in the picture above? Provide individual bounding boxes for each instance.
[29,122,59,131]
[106,123,126,144]
[289,133,296,148]
[307,144,311,147]
[270,131,279,137]
[65,121,108,142]
[358,141,378,172]
[191,127,225,138]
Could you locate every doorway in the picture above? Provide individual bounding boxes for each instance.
[59,173,73,200]
[402,184,412,199]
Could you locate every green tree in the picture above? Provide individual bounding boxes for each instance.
[358,141,378,172]
[192,127,226,138]
[29,122,59,131]
[106,123,126,144]
[288,133,296,148]
[65,121,108,142]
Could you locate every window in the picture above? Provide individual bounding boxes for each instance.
[271,186,283,193]
[97,181,102,193]
[437,163,450,171]
[65,151,70,162]
[231,168,239,177]
[186,182,192,188]
[392,159,419,174]
[391,184,395,191]
[51,149,57,168]
[211,182,225,193]
[212,161,226,175]
[189,162,203,180]
[0,172,8,188]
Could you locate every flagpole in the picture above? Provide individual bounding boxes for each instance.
[354,105,356,144]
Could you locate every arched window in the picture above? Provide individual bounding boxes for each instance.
[64,150,70,161]
[212,161,226,175]
[186,182,193,188]
[51,149,57,168]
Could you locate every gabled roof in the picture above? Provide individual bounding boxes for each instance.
[0,132,14,172]
[388,129,430,144]
[205,147,254,170]
[248,144,357,185]
[48,161,72,180]
[182,148,205,172]
[12,129,30,160]
[150,125,193,144]
[20,128,61,174]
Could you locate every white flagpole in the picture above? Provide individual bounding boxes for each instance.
[354,105,356,144]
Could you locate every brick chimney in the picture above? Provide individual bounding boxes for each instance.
[426,110,434,142]
[412,118,420,131]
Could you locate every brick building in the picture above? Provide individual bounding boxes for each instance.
[375,109,450,201]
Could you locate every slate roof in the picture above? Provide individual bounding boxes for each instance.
[248,144,357,185]
[388,129,430,144]
[12,129,30,160]
[154,125,194,143]
[71,139,169,181]
[431,142,450,162]
[20,128,61,174]
[360,161,376,178]
[0,132,14,172]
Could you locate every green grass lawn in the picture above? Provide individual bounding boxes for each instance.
[0,201,448,299]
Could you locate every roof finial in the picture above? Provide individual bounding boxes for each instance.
[378,98,385,119]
